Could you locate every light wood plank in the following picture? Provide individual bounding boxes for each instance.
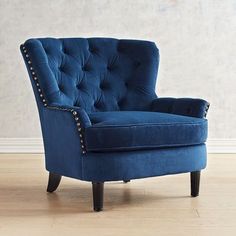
[0,153,236,235]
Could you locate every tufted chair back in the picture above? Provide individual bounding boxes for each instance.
[22,38,159,113]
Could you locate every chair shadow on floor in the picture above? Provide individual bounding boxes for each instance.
[0,181,190,216]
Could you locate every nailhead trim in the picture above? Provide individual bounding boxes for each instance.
[72,110,86,154]
[22,44,47,107]
[46,106,87,154]
[22,44,86,154]
[204,103,210,118]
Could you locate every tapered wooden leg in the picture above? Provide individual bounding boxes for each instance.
[47,172,62,193]
[191,171,201,197]
[123,180,130,183]
[92,182,104,212]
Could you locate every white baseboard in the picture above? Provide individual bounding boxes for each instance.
[206,139,236,153]
[0,138,44,153]
[0,138,236,154]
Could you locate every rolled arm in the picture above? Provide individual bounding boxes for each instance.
[47,103,91,128]
[151,98,210,118]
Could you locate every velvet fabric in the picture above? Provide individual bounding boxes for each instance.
[151,98,210,118]
[23,38,158,112]
[86,111,207,152]
[20,37,209,182]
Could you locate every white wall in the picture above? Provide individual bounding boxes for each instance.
[0,0,235,140]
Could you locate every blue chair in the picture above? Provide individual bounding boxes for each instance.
[20,38,209,211]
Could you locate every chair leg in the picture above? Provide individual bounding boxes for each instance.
[47,172,62,193]
[191,171,201,197]
[92,182,104,212]
[123,180,130,183]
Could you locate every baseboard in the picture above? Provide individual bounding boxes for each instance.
[206,139,236,153]
[0,138,236,154]
[0,138,44,153]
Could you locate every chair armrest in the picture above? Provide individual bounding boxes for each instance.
[41,104,91,154]
[47,103,91,128]
[151,98,210,118]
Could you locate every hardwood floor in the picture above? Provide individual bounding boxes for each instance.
[0,153,236,236]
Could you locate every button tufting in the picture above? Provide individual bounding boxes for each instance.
[94,102,99,108]
[107,65,112,70]
[62,48,67,54]
[76,82,83,90]
[83,64,90,71]
[100,82,108,90]
[117,100,123,106]
[135,61,141,67]
[59,65,64,72]
[89,48,97,53]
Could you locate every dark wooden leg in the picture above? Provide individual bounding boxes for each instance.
[191,171,201,197]
[123,180,130,183]
[92,182,104,212]
[47,172,62,193]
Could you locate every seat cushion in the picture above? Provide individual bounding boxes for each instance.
[85,111,208,152]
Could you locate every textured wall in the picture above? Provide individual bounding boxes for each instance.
[0,0,235,138]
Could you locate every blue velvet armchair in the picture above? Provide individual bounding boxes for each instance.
[20,38,209,211]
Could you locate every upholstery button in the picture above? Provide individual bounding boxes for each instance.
[89,48,97,53]
[76,83,83,90]
[59,65,67,73]
[94,101,101,108]
[100,82,108,90]
[118,99,125,106]
[82,65,89,71]
[135,61,141,67]
[62,48,67,54]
